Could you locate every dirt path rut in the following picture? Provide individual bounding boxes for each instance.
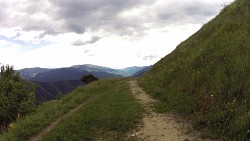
[129,80,204,141]
[28,102,86,141]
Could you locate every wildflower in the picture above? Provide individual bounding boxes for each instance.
[9,123,15,129]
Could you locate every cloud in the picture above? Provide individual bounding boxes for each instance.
[0,0,236,70]
[143,55,158,61]
[72,36,101,46]
[84,50,90,53]
[0,0,234,38]
[151,1,226,27]
[48,0,154,36]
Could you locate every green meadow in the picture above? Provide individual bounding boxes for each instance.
[0,79,143,141]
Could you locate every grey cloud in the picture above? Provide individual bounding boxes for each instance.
[157,1,220,25]
[0,0,226,37]
[143,55,158,60]
[87,36,101,44]
[0,11,4,22]
[84,50,90,53]
[0,5,3,20]
[73,39,84,46]
[0,2,8,25]
[38,29,63,39]
[83,50,94,57]
[52,0,148,18]
[72,36,101,46]
[50,0,153,35]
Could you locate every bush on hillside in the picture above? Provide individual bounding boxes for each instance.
[0,65,35,130]
[80,74,99,84]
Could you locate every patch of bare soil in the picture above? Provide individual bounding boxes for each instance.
[128,80,211,141]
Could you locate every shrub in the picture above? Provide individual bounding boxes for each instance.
[0,65,35,130]
[80,74,99,84]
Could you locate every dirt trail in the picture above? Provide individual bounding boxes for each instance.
[28,102,86,141]
[129,80,207,141]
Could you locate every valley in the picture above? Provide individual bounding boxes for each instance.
[17,64,149,102]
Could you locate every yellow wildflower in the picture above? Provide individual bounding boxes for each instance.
[9,123,15,129]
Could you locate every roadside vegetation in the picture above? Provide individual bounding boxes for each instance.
[0,65,35,132]
[139,0,250,140]
[0,79,143,141]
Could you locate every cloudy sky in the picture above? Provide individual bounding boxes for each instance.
[0,0,235,69]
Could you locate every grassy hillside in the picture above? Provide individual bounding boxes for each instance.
[42,80,142,141]
[139,0,250,140]
[0,79,143,141]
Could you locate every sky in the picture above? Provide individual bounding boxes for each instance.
[0,0,235,69]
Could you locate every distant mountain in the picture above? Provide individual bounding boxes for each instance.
[34,80,83,102]
[119,66,148,76]
[132,66,152,77]
[17,67,51,80]
[16,64,151,103]
[31,68,84,82]
[17,65,150,81]
[17,65,125,102]
[17,64,149,102]
[71,64,127,76]
[31,67,123,82]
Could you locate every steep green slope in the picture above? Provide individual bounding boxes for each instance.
[139,0,250,140]
[0,79,143,141]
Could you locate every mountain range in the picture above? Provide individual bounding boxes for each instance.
[132,66,152,77]
[119,66,148,76]
[18,64,149,81]
[17,64,150,102]
[17,67,51,80]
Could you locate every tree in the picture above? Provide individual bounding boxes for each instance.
[80,74,99,84]
[0,65,35,128]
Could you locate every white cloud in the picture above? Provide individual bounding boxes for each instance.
[0,0,236,69]
[0,40,10,47]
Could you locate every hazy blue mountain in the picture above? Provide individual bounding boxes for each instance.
[31,68,83,82]
[17,65,150,81]
[71,64,128,76]
[31,67,123,82]
[17,64,150,103]
[17,64,149,102]
[17,67,51,80]
[119,66,148,76]
[132,66,152,77]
